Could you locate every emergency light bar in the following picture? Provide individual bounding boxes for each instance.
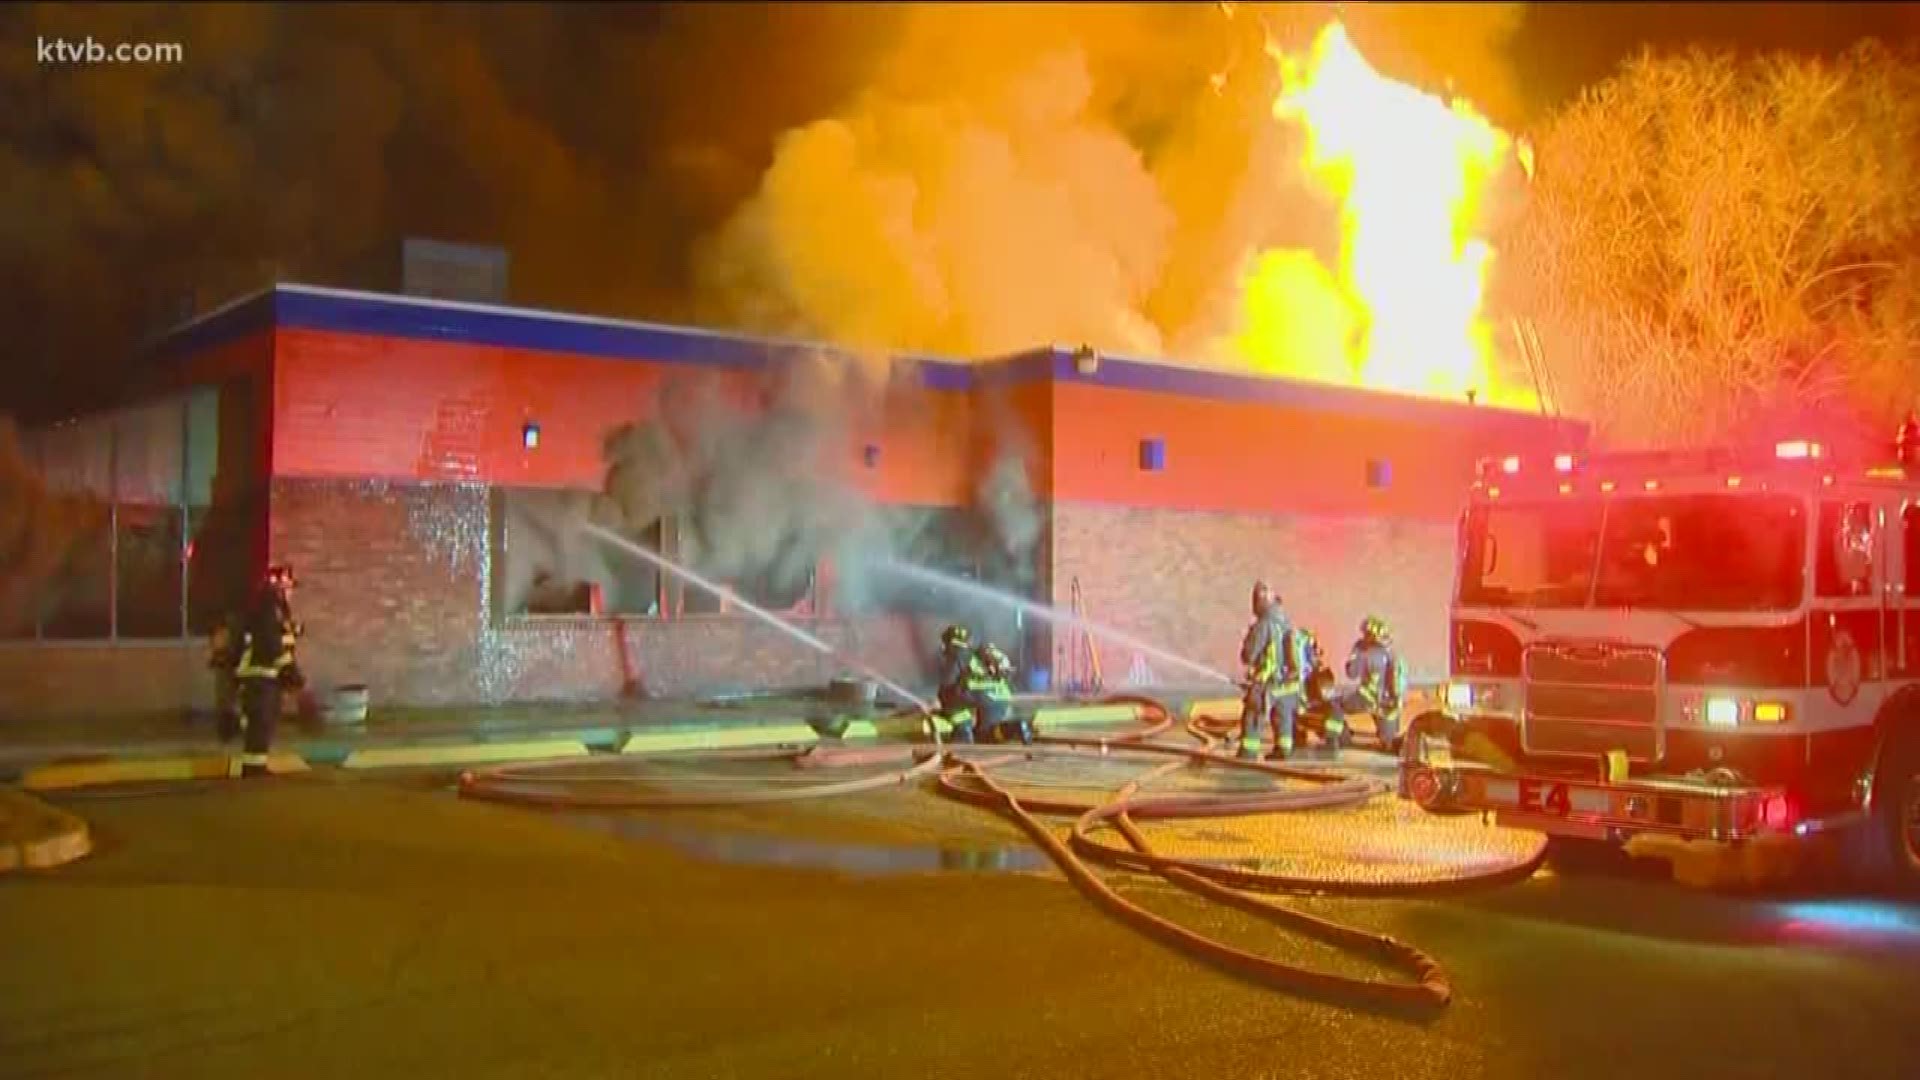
[1476,437,1843,495]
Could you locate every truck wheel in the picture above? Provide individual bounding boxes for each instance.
[1847,729,1920,894]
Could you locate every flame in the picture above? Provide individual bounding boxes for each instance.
[1235,21,1534,409]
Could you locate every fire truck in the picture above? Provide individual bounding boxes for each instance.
[1401,428,1920,891]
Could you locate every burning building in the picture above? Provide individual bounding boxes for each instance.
[0,16,1584,721]
[0,283,1579,720]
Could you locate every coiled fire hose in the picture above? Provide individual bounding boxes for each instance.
[459,694,1548,1014]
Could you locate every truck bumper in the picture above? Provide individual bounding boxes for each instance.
[1401,736,1813,842]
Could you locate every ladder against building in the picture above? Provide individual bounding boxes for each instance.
[1064,577,1104,697]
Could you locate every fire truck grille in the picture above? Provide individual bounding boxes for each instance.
[1522,641,1663,761]
[1524,645,1662,687]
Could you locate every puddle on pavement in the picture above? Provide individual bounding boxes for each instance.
[560,812,1052,876]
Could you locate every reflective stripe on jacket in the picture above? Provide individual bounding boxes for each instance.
[1345,640,1405,713]
[234,593,298,681]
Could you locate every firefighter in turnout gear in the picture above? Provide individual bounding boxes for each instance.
[231,564,305,778]
[936,625,977,742]
[969,642,1031,745]
[1298,628,1335,709]
[1329,615,1408,751]
[1237,581,1306,760]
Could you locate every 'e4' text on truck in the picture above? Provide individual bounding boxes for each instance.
[1403,432,1920,892]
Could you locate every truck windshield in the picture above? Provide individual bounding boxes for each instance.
[1457,493,1806,612]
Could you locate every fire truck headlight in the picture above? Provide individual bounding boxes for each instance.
[1752,701,1788,724]
[1704,696,1740,729]
[1445,682,1474,712]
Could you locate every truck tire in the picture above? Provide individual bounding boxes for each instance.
[1846,728,1920,895]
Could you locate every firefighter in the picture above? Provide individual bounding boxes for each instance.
[936,624,977,742]
[1298,627,1336,709]
[1328,615,1408,752]
[231,564,305,778]
[1237,581,1305,760]
[969,642,1030,745]
[1295,625,1340,744]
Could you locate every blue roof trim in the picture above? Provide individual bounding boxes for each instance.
[276,288,794,371]
[146,286,1584,439]
[980,346,1585,438]
[915,361,975,392]
[147,289,276,363]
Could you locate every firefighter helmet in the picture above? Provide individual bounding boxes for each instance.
[1361,615,1389,643]
[941,624,971,648]
[1250,580,1275,617]
[977,643,1014,680]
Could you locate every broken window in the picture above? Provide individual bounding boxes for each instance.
[496,487,661,618]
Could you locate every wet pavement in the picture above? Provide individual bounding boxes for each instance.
[4,765,1920,1079]
[564,811,1053,875]
[478,741,1545,888]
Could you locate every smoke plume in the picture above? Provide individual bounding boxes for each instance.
[0,2,886,417]
[691,2,1529,368]
[3,2,1529,417]
[588,355,1045,662]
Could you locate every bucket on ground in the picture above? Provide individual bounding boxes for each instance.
[324,684,370,726]
[827,676,879,715]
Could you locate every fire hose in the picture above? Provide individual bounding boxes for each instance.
[458,694,1548,1014]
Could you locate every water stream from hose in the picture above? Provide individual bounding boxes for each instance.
[582,523,935,717]
[875,558,1237,687]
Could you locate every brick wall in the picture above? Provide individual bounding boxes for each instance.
[0,488,1461,722]
[1048,502,1455,690]
[0,642,207,722]
[270,477,937,711]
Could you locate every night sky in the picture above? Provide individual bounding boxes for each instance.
[2,1,1915,420]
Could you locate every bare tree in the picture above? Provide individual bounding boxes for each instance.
[1493,43,1920,448]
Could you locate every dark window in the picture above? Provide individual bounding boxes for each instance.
[1457,501,1605,608]
[1460,493,1806,612]
[1595,494,1805,611]
[498,487,661,617]
[40,514,112,639]
[116,504,185,638]
[858,507,986,616]
[661,515,817,618]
